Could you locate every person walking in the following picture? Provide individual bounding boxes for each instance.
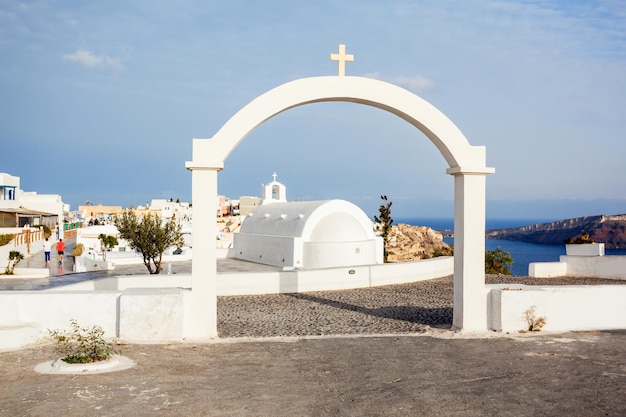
[43,238,52,267]
[56,239,65,265]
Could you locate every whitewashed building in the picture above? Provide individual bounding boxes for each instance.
[0,172,65,228]
[233,174,382,269]
[234,199,383,269]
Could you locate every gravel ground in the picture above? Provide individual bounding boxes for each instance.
[218,275,626,338]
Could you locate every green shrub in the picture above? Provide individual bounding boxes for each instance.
[0,234,14,247]
[485,247,513,275]
[72,243,84,257]
[4,250,24,275]
[48,319,119,363]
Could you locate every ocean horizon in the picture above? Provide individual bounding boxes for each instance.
[395,217,626,276]
[394,217,558,231]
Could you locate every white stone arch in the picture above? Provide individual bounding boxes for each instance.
[186,76,494,338]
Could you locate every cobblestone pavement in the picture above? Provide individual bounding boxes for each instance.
[218,275,626,338]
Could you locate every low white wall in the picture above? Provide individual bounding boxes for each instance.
[530,255,626,280]
[0,288,190,349]
[100,250,193,266]
[370,257,453,286]
[45,257,453,296]
[0,267,50,279]
[45,275,193,292]
[560,255,626,280]
[528,262,567,278]
[73,257,115,273]
[0,291,121,337]
[488,284,626,332]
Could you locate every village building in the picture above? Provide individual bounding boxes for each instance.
[77,203,123,224]
[233,174,382,269]
[0,172,64,228]
[237,196,261,216]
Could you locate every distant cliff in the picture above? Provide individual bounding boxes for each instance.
[486,214,626,249]
[387,224,452,262]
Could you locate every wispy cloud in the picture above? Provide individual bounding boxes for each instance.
[363,72,435,92]
[62,49,124,71]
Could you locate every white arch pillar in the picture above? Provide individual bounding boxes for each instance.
[447,168,491,330]
[185,160,221,338]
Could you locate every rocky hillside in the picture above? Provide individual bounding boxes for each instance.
[486,214,626,249]
[386,224,453,262]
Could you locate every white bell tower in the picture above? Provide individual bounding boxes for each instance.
[261,172,287,205]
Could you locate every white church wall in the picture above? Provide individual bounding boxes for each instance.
[303,240,379,269]
[233,234,301,268]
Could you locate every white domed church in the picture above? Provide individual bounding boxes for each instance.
[233,174,383,270]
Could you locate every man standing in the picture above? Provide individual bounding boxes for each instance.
[56,239,65,265]
[43,238,51,267]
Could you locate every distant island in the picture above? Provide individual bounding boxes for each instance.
[486,214,626,249]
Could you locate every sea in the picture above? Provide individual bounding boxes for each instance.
[396,217,626,276]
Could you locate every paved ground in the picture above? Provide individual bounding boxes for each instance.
[1,251,625,415]
[1,331,624,416]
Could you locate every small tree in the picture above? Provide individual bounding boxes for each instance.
[114,211,183,274]
[485,247,513,275]
[374,195,393,263]
[98,234,118,261]
[5,250,24,275]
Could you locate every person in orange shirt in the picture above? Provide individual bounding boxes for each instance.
[56,239,65,265]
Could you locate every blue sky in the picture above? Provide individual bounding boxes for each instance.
[1,0,625,220]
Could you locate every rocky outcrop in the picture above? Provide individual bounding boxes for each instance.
[486,214,626,249]
[386,224,452,262]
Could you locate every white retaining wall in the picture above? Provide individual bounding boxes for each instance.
[488,284,626,332]
[559,255,626,280]
[44,257,454,295]
[529,255,626,280]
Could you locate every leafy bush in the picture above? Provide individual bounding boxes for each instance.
[72,243,84,257]
[42,225,52,238]
[0,234,14,247]
[48,319,119,363]
[485,247,513,275]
